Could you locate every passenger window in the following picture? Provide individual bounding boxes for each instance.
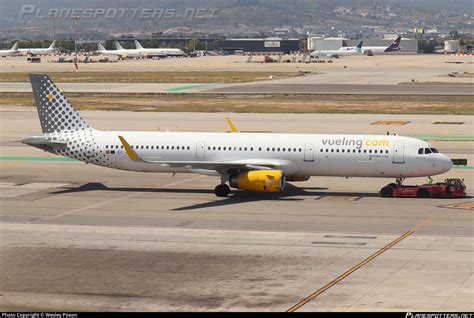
[363,150,367,153]
[331,149,334,153]
[326,149,329,152]
[425,148,432,154]
[374,150,377,154]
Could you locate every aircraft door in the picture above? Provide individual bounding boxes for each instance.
[196,141,206,159]
[393,141,405,163]
[304,143,314,162]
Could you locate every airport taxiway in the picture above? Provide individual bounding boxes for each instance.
[0,110,473,311]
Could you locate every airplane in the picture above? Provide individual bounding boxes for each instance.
[345,36,402,55]
[134,40,186,58]
[96,42,143,59]
[18,41,58,56]
[23,74,453,197]
[311,41,363,58]
[0,42,19,57]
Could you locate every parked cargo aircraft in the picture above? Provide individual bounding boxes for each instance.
[96,42,143,59]
[311,41,363,58]
[23,74,453,197]
[134,40,186,58]
[18,41,58,56]
[346,36,402,55]
[0,42,18,57]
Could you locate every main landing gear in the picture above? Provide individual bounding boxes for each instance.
[214,184,230,197]
[214,176,230,197]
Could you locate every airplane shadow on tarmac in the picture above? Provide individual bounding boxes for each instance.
[50,182,380,211]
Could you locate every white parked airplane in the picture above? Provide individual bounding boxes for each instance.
[311,41,363,58]
[18,41,58,56]
[96,42,143,59]
[23,74,453,197]
[0,42,18,57]
[134,40,186,58]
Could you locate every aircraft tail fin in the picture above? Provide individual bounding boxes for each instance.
[354,41,363,50]
[48,40,57,49]
[134,40,144,49]
[97,43,107,52]
[384,36,401,52]
[114,41,124,50]
[29,74,90,133]
[11,41,18,51]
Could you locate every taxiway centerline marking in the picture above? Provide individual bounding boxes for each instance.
[29,175,204,224]
[286,214,438,312]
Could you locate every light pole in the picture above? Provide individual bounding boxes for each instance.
[73,16,79,73]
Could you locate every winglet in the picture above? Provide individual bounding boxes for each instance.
[118,136,143,162]
[226,117,239,133]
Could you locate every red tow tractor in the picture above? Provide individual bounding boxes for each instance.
[380,178,466,198]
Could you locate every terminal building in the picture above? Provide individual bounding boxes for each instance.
[308,37,418,54]
[218,38,301,54]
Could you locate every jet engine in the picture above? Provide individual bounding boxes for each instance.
[229,170,285,192]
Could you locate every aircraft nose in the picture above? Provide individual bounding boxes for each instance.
[440,155,453,173]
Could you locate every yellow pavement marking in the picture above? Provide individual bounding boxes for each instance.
[441,201,474,210]
[318,196,361,201]
[286,214,437,312]
[371,121,410,125]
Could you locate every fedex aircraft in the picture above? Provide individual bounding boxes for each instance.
[18,41,58,56]
[23,74,453,197]
[311,41,363,58]
[347,36,402,54]
[134,40,186,58]
[0,42,18,57]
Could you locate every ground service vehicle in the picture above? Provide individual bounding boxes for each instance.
[380,178,466,198]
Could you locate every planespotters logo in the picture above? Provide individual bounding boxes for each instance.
[406,313,473,318]
[18,4,219,20]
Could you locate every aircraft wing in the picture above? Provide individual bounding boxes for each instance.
[118,135,295,175]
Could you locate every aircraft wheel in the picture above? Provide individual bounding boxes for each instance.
[215,184,230,197]
[417,189,430,198]
[380,186,393,198]
[387,183,397,188]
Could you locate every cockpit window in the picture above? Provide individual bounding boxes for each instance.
[424,148,432,154]
[418,148,423,155]
[430,148,439,153]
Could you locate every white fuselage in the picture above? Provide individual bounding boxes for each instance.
[137,48,186,57]
[311,48,361,58]
[99,49,143,59]
[18,48,57,56]
[0,49,18,57]
[50,130,452,178]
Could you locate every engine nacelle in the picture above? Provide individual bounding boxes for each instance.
[229,170,285,192]
[286,175,310,182]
